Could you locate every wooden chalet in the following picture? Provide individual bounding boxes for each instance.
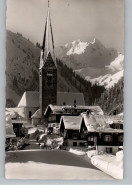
[44,104,104,124]
[59,115,88,147]
[81,113,123,154]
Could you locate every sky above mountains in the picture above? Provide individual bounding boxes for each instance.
[6,0,124,53]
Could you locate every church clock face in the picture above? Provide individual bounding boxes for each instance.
[46,70,53,87]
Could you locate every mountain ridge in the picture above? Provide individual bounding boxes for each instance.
[56,39,124,89]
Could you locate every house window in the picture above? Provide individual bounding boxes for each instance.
[104,135,113,142]
[118,135,123,142]
[51,115,56,121]
[29,111,32,118]
[88,135,94,142]
[73,142,77,146]
[81,134,85,139]
[72,133,78,140]
[49,117,52,122]
[106,147,112,153]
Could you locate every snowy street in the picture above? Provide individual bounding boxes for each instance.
[5,150,113,180]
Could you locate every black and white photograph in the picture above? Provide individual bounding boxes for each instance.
[5,0,124,180]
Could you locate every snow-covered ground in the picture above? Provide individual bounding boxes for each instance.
[86,70,123,89]
[78,53,124,89]
[6,161,113,180]
[5,150,113,180]
[91,151,123,180]
[69,148,123,180]
[69,148,86,155]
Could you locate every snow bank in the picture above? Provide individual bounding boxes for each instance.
[5,161,113,180]
[5,110,16,137]
[86,150,98,159]
[91,151,123,180]
[6,123,16,137]
[116,150,123,162]
[39,133,46,142]
[69,148,86,155]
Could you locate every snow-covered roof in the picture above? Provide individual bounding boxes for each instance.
[6,107,27,122]
[31,109,41,119]
[18,91,39,108]
[82,113,123,133]
[60,115,82,130]
[44,104,103,117]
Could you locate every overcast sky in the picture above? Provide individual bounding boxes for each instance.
[6,0,124,53]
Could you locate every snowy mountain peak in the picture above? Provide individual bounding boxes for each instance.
[90,38,96,44]
[66,38,102,55]
[67,40,89,55]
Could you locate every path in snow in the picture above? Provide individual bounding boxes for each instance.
[5,150,113,180]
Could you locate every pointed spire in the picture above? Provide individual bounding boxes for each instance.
[41,0,56,65]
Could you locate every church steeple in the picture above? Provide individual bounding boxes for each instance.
[39,0,57,117]
[41,0,56,67]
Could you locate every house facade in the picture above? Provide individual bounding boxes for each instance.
[81,113,123,154]
[59,115,88,147]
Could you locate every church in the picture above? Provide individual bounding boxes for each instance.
[16,1,85,123]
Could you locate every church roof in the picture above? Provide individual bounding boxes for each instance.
[18,91,85,108]
[41,0,56,66]
[57,92,85,106]
[18,91,39,108]
[31,109,41,119]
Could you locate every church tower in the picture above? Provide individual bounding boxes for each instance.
[39,0,57,117]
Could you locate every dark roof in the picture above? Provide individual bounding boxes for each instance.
[57,92,85,106]
[18,91,85,109]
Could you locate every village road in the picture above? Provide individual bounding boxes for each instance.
[5,150,113,180]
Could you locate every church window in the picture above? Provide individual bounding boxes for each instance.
[46,70,53,86]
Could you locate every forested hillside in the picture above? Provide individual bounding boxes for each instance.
[57,59,105,105]
[94,77,123,114]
